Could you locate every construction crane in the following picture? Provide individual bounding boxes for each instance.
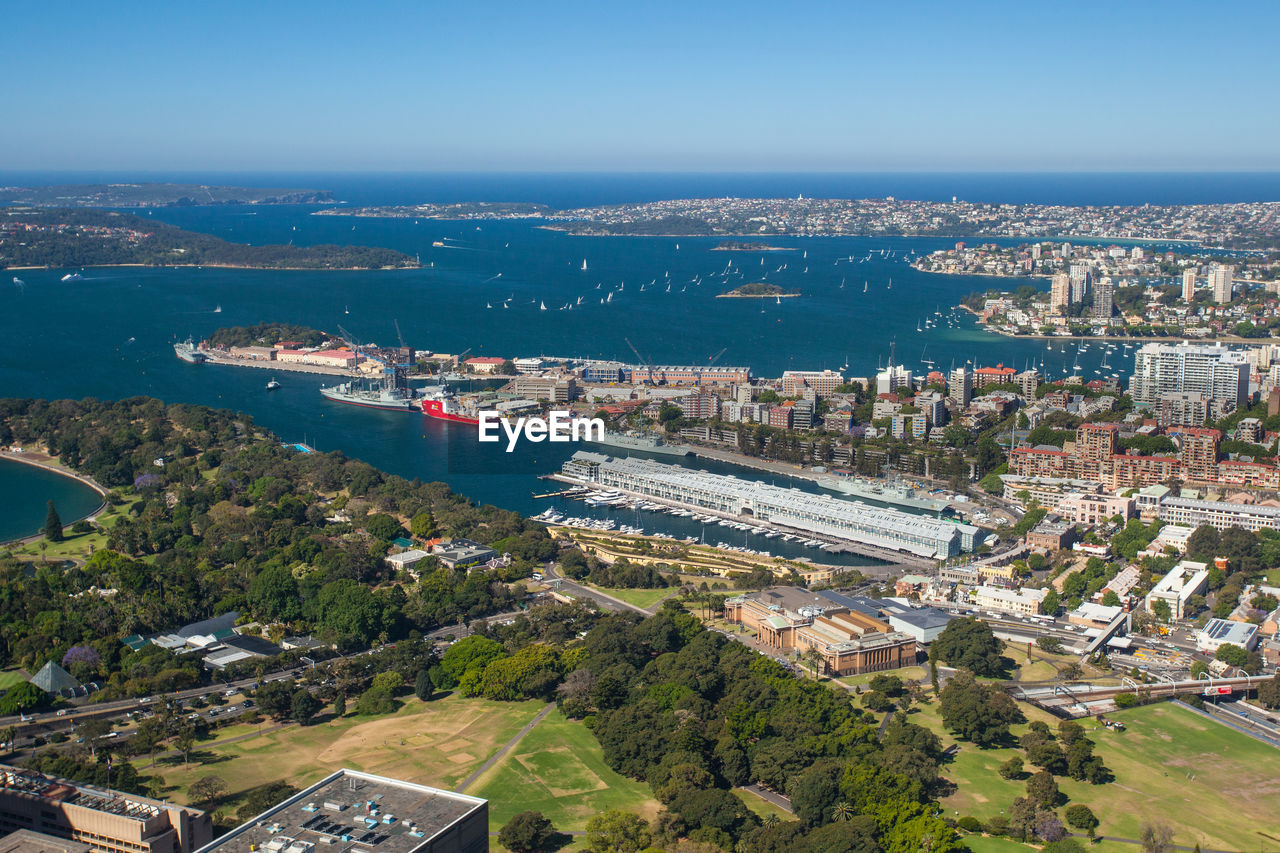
[625,337,658,385]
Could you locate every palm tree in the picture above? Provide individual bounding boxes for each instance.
[763,813,781,827]
[803,647,824,680]
[832,802,854,822]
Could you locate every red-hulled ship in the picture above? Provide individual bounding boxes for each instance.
[421,387,481,424]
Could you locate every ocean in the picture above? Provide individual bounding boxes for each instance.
[2,172,1272,557]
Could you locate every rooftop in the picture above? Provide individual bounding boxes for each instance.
[1197,618,1258,647]
[0,764,183,824]
[0,830,91,853]
[195,769,485,853]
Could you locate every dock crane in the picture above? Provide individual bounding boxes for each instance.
[625,337,660,385]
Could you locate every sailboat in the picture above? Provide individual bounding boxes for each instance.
[803,249,807,259]
[607,291,613,302]
[539,301,547,311]
[266,378,281,391]
[863,281,868,293]
[581,259,588,271]
[775,295,781,304]
[486,302,492,309]
[213,305,222,313]
[887,278,892,290]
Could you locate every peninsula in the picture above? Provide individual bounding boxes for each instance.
[305,195,1280,248]
[314,201,552,219]
[717,282,800,298]
[0,182,333,208]
[0,209,418,270]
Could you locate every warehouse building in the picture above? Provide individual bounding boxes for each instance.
[563,452,979,559]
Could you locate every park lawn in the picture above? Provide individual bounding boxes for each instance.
[470,707,658,835]
[912,698,1280,851]
[11,499,141,562]
[837,665,928,688]
[734,788,793,823]
[1267,568,1280,586]
[584,583,675,610]
[0,670,28,691]
[156,694,544,811]
[964,834,1147,853]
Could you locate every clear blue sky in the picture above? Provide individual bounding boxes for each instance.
[6,0,1279,172]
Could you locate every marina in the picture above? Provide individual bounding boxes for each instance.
[551,451,978,567]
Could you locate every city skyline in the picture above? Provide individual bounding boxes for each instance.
[6,0,1280,172]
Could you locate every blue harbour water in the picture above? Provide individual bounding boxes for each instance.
[0,459,102,543]
[3,172,1276,559]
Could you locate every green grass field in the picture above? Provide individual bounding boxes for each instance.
[585,583,675,610]
[156,694,544,811]
[910,698,1280,850]
[0,670,28,691]
[734,788,793,823]
[469,707,658,835]
[837,665,928,688]
[11,498,140,562]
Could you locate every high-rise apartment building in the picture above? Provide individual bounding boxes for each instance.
[1050,273,1071,312]
[1092,276,1114,320]
[1182,268,1197,303]
[949,365,972,407]
[1210,263,1235,304]
[1015,369,1041,400]
[1129,342,1250,410]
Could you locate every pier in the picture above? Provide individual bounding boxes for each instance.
[546,472,938,571]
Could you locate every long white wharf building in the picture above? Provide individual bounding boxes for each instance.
[562,452,979,559]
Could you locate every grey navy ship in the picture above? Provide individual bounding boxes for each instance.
[173,338,207,364]
[583,431,692,457]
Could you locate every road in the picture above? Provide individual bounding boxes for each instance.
[540,563,657,614]
[741,783,793,814]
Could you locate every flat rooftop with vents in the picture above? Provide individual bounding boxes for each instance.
[195,769,487,853]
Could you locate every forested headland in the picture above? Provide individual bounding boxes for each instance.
[1,209,418,270]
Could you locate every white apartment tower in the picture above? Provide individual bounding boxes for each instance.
[949,365,973,407]
[1210,264,1234,304]
[1129,342,1250,410]
[1182,268,1197,303]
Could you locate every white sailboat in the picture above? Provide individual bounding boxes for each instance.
[581,259,588,271]
[863,281,868,292]
[486,302,492,308]
[540,301,547,311]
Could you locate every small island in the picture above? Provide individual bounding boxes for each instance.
[711,241,795,252]
[717,282,800,298]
